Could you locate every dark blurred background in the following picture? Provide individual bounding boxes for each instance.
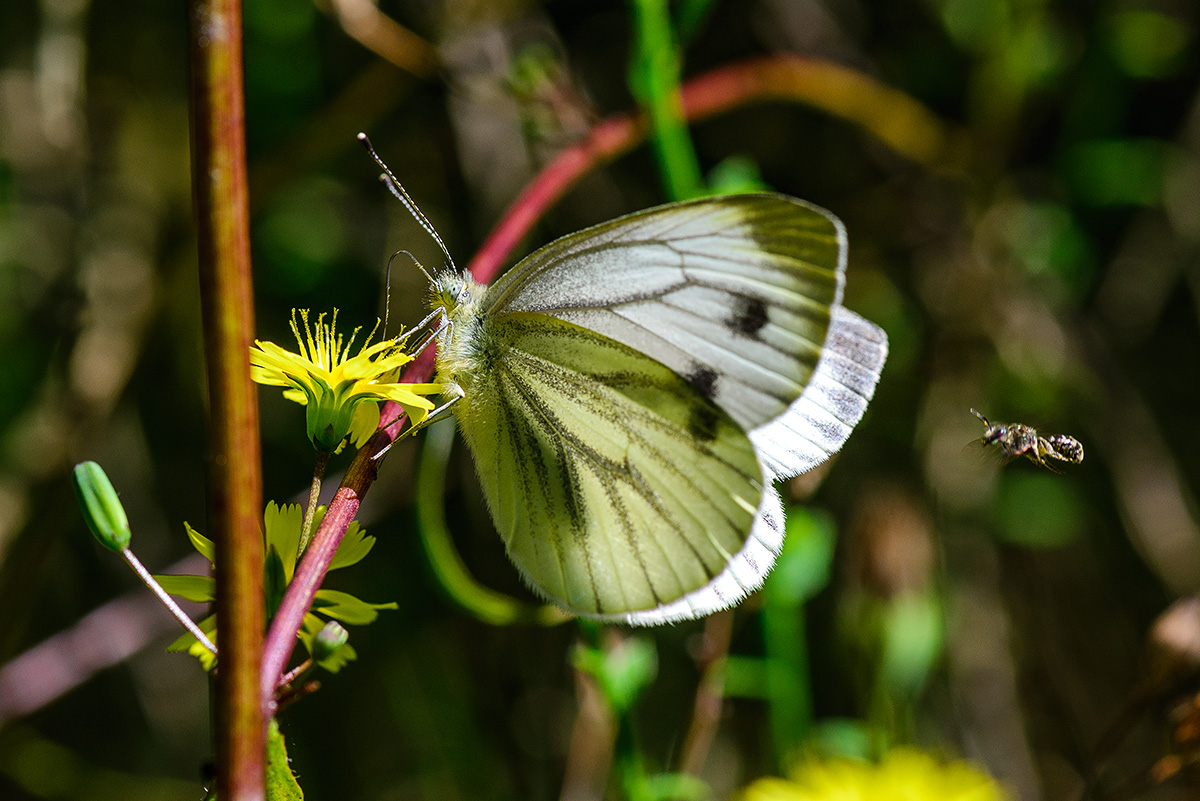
[2,0,1200,799]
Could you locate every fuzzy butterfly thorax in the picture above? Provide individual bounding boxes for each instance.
[430,270,491,399]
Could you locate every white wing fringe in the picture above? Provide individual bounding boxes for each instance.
[750,306,887,480]
[615,306,886,626]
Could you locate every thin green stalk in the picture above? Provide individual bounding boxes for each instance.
[297,450,329,557]
[763,599,813,766]
[416,421,569,626]
[190,0,266,796]
[628,0,705,201]
[615,712,651,801]
[122,549,218,656]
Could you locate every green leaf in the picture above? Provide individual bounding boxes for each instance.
[812,718,872,760]
[265,545,288,617]
[154,574,215,603]
[642,773,709,801]
[296,613,323,657]
[167,615,217,671]
[707,155,770,196]
[764,507,836,606]
[316,641,357,674]
[722,655,770,699]
[573,636,657,713]
[880,591,944,696]
[267,719,304,800]
[1065,139,1168,206]
[311,589,397,626]
[328,521,375,571]
[264,501,303,579]
[1107,11,1190,79]
[184,522,216,564]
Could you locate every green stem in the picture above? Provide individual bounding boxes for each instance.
[615,712,650,801]
[763,598,813,767]
[628,0,705,201]
[297,450,329,557]
[416,421,569,626]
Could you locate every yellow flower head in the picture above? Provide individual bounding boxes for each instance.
[740,748,1009,801]
[250,310,441,451]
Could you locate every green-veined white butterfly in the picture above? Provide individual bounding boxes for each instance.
[419,194,887,626]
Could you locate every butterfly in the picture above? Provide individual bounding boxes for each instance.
[424,194,887,625]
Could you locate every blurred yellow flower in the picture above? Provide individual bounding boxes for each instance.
[250,309,442,451]
[740,748,1009,801]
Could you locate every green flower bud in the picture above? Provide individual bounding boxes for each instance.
[72,461,131,552]
[313,621,349,663]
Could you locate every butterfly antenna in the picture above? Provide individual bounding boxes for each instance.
[358,133,459,274]
[381,252,392,338]
[388,248,434,285]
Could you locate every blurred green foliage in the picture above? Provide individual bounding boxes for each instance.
[2,0,1200,799]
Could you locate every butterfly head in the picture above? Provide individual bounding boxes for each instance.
[427,269,488,394]
[428,270,479,317]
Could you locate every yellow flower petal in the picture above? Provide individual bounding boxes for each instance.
[250,309,444,451]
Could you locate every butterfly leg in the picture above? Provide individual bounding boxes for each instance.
[369,382,464,461]
[391,307,448,357]
[415,383,464,428]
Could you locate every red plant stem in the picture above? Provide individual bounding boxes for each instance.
[259,54,954,702]
[468,54,959,284]
[190,0,266,797]
[260,430,384,707]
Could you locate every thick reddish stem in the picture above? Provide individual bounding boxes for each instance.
[468,54,958,284]
[190,0,266,796]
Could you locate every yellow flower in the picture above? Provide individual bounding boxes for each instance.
[250,310,442,451]
[740,748,1009,801]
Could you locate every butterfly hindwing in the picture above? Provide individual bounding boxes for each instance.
[452,312,773,620]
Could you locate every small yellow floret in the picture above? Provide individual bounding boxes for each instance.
[250,310,442,451]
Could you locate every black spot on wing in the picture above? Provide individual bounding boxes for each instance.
[684,365,719,399]
[686,400,722,443]
[728,295,769,338]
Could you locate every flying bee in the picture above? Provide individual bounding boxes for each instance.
[970,409,1084,470]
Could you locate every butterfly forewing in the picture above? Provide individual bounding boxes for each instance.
[454,313,768,618]
[484,195,843,432]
